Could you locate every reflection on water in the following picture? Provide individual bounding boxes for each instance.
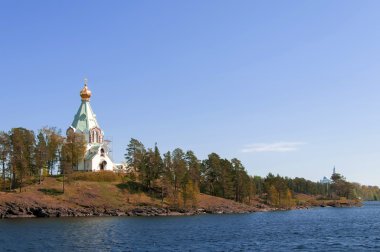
[0,202,379,251]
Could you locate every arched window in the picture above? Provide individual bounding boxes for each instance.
[90,128,103,143]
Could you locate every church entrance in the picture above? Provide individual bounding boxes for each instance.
[99,161,107,170]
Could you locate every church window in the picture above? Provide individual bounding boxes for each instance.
[90,128,102,144]
[94,131,98,143]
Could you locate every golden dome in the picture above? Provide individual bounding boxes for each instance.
[80,79,92,101]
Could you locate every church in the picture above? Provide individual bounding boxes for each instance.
[67,80,116,172]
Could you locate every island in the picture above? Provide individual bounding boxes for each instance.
[0,82,375,218]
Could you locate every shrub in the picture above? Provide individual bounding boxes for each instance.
[69,171,123,182]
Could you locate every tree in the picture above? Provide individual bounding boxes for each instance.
[220,158,234,199]
[140,144,163,189]
[282,188,294,209]
[248,176,257,204]
[61,131,86,193]
[35,131,48,184]
[231,158,245,202]
[151,143,164,187]
[330,172,355,199]
[268,185,279,206]
[10,128,36,192]
[0,131,10,191]
[42,127,62,175]
[184,150,201,206]
[64,131,86,171]
[201,153,222,196]
[125,138,146,171]
[174,149,188,188]
[185,151,200,186]
[253,176,264,195]
[162,151,175,205]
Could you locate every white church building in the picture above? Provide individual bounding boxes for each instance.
[67,80,116,172]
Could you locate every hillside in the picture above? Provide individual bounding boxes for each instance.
[0,177,271,218]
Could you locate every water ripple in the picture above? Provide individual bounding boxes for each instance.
[0,202,379,251]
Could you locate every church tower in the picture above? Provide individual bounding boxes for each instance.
[67,79,114,171]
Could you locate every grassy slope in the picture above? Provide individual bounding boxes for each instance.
[0,177,265,214]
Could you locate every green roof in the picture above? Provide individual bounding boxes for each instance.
[85,145,101,160]
[71,101,100,132]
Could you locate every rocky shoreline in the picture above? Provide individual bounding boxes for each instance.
[0,199,361,219]
[0,203,261,219]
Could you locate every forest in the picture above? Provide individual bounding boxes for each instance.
[1,127,379,209]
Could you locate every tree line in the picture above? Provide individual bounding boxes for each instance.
[125,138,257,208]
[0,127,86,192]
[0,127,379,206]
[125,138,380,208]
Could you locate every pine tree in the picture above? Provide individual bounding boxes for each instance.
[162,151,175,206]
[125,138,146,172]
[185,150,201,203]
[172,148,186,194]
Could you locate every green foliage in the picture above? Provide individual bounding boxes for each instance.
[199,153,256,204]
[264,173,295,208]
[330,173,355,199]
[125,138,145,169]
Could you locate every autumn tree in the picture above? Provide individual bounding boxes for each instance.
[0,131,10,191]
[10,128,36,192]
[184,151,201,207]
[42,127,63,175]
[62,131,86,171]
[268,185,280,206]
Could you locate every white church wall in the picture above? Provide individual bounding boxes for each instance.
[90,147,114,172]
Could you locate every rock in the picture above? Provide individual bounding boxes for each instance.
[31,207,49,217]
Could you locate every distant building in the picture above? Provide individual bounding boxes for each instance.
[67,80,117,172]
[320,176,331,184]
[320,166,336,184]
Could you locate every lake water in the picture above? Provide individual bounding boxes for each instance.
[0,202,379,251]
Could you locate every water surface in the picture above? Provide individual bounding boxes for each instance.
[0,202,379,251]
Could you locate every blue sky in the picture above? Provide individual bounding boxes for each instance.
[1,1,380,186]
